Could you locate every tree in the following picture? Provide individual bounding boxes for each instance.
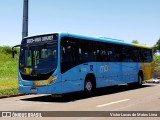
[154,55,160,71]
[153,38,160,54]
[131,40,139,44]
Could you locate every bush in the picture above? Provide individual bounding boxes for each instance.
[0,46,13,54]
[0,46,19,91]
[154,55,160,71]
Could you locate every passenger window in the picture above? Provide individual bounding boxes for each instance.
[61,37,76,73]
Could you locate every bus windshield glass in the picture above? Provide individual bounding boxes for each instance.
[19,34,58,80]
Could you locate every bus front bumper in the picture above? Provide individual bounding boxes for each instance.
[19,84,62,94]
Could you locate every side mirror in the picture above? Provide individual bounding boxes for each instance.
[12,45,20,58]
[12,47,15,58]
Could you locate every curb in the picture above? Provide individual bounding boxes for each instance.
[0,94,27,99]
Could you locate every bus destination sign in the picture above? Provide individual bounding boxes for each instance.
[26,35,54,44]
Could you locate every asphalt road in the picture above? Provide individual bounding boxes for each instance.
[0,83,160,120]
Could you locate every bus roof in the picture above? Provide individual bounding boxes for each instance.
[24,32,152,49]
[60,32,152,49]
[132,43,152,49]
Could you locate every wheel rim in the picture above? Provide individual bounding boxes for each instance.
[85,81,92,92]
[139,76,142,84]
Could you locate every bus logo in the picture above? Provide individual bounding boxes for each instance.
[100,65,110,73]
[90,65,94,71]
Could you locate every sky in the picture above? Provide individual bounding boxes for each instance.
[0,0,160,46]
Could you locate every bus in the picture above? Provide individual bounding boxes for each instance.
[12,32,154,95]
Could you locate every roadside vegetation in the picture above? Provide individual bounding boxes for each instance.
[0,46,19,96]
[154,55,160,71]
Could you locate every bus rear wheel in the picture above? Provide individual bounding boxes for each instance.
[137,73,143,87]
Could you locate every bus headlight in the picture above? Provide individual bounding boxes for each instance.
[49,75,58,85]
[19,79,22,86]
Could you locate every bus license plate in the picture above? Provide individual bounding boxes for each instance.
[31,87,37,92]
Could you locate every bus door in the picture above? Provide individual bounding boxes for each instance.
[61,38,83,93]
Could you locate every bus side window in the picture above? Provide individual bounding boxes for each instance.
[121,46,134,62]
[143,48,153,62]
[79,39,96,62]
[132,47,139,62]
[61,38,74,73]
[113,44,121,62]
[140,48,146,62]
[61,37,78,73]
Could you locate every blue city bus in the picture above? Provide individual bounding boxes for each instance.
[13,32,154,95]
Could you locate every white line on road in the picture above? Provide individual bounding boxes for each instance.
[96,99,130,108]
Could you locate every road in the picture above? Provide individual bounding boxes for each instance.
[0,83,160,120]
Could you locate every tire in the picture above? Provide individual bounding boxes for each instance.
[84,78,94,95]
[137,73,143,87]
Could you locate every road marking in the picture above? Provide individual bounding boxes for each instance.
[96,99,130,108]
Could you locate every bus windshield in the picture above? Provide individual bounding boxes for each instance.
[19,43,57,76]
[19,44,57,78]
[18,34,58,80]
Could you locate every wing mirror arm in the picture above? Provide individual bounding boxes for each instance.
[12,47,15,58]
[12,45,21,58]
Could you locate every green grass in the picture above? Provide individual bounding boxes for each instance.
[0,46,19,96]
[0,88,19,97]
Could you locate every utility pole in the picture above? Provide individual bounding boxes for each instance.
[22,0,29,39]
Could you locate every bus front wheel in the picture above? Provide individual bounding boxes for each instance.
[84,78,95,95]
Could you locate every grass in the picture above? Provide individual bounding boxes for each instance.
[0,46,19,96]
[0,88,19,97]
